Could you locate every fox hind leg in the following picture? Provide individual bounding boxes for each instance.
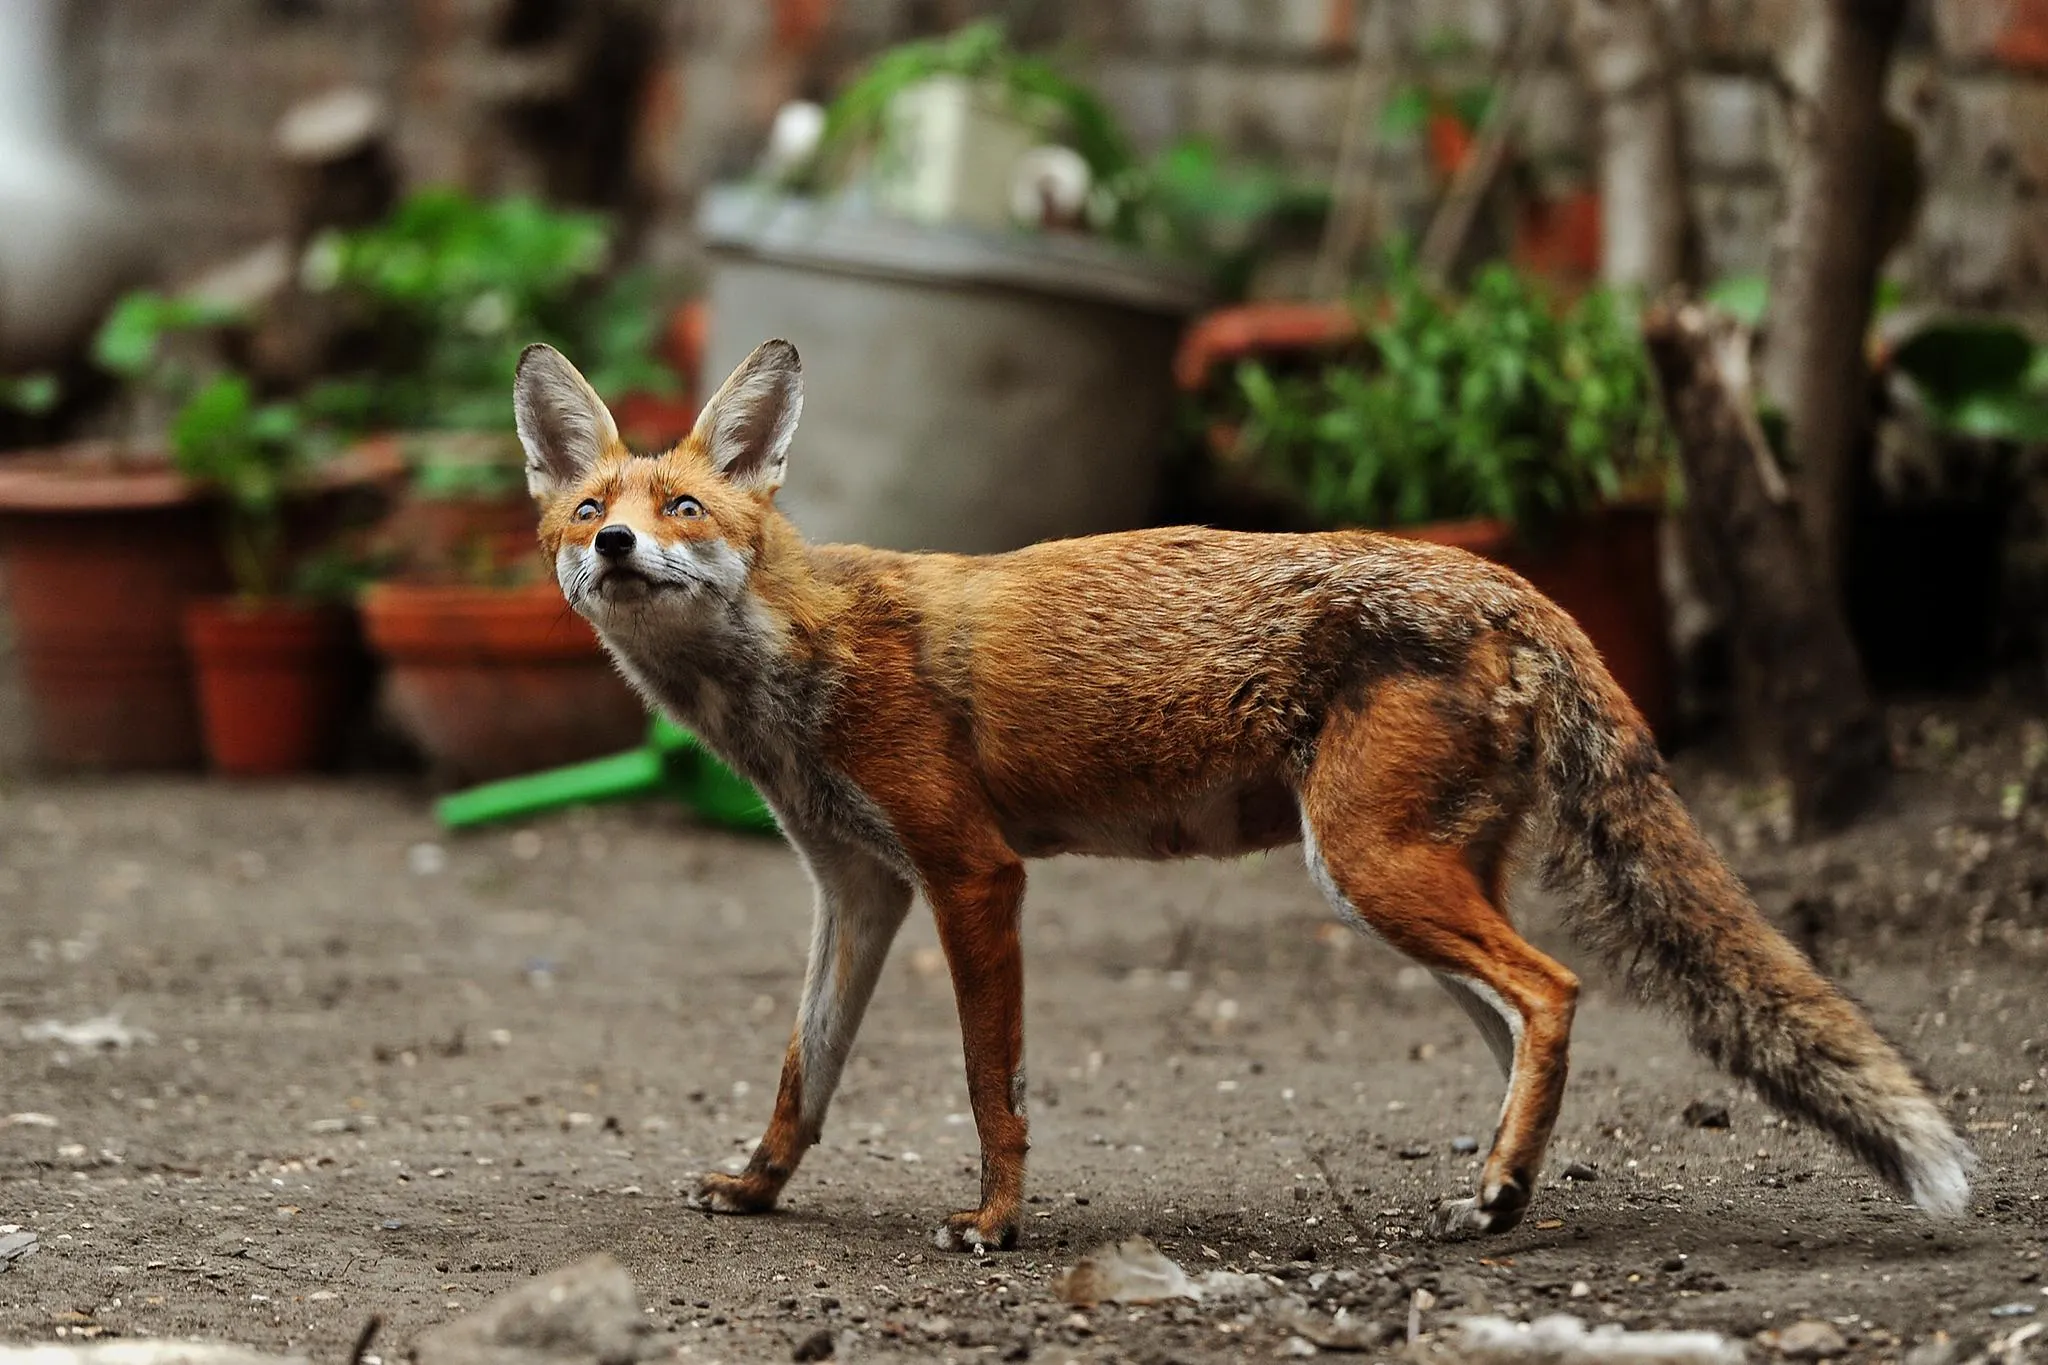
[1301,686,1578,1237]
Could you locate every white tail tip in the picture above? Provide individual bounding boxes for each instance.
[1898,1110,1976,1218]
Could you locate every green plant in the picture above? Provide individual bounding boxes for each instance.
[811,21,1133,189]
[77,288,250,452]
[1102,139,1329,298]
[302,189,675,436]
[1888,318,2048,445]
[1234,259,1672,534]
[92,291,245,383]
[170,375,323,598]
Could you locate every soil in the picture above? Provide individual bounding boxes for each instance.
[2,694,2046,1363]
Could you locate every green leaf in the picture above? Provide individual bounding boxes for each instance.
[1924,388,2048,444]
[1381,87,1431,140]
[0,372,59,414]
[1892,319,2040,408]
[1704,275,1770,328]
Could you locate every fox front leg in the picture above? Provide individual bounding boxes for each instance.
[922,853,1030,1252]
[694,838,912,1214]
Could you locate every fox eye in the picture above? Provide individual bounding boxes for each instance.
[665,495,705,519]
[573,498,603,522]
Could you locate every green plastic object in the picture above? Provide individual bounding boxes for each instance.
[435,717,778,834]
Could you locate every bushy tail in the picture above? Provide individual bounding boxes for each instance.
[1529,632,1973,1216]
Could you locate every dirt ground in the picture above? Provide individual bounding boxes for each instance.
[2,695,2046,1364]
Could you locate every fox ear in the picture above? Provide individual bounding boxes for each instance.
[690,339,802,493]
[514,344,619,501]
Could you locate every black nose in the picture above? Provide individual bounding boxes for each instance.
[594,525,636,558]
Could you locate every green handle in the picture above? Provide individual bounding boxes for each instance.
[435,747,669,828]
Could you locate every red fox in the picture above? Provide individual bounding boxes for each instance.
[515,338,1973,1252]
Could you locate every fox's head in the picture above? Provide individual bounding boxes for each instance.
[517,338,803,626]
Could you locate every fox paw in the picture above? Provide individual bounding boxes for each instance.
[1427,1190,1527,1240]
[691,1171,780,1215]
[932,1209,1019,1254]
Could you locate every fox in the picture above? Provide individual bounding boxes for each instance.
[513,337,1974,1252]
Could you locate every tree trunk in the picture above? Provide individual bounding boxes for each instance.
[1566,0,1697,293]
[1644,305,1887,832]
[1759,0,1910,599]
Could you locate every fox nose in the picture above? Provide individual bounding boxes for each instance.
[594,525,636,558]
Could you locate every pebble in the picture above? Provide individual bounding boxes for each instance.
[1397,1145,1430,1160]
[791,1328,835,1362]
[1569,1281,1591,1298]
[407,842,447,877]
[1451,1135,1481,1154]
[1276,1336,1319,1358]
[1561,1161,1599,1182]
[1773,1319,1847,1359]
[0,1230,39,1270]
[1988,1302,2038,1318]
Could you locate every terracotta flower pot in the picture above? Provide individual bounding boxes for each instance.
[359,581,646,784]
[1394,505,1674,737]
[184,598,359,775]
[1173,300,1361,394]
[0,452,225,769]
[0,442,402,771]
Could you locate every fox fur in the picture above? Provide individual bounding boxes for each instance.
[516,338,1973,1252]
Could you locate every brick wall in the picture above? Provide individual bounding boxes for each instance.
[55,0,2048,316]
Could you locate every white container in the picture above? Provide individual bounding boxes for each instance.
[0,0,140,368]
[874,76,1039,230]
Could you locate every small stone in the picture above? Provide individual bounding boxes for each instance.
[1561,1161,1599,1182]
[791,1328,835,1362]
[0,1230,39,1269]
[1451,1135,1481,1154]
[1661,1255,1687,1272]
[1277,1336,1318,1358]
[1683,1100,1732,1129]
[378,1220,404,1231]
[1903,1337,1960,1365]
[1988,1302,2038,1318]
[1569,1281,1591,1298]
[1774,1319,1848,1359]
[414,1254,652,1365]
[406,842,447,877]
[1397,1145,1430,1160]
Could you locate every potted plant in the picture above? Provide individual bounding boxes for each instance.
[807,19,1136,230]
[302,190,676,782]
[1853,315,2048,687]
[169,375,380,776]
[1225,259,1679,732]
[1704,277,2048,688]
[0,291,395,770]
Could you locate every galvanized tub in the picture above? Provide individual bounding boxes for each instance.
[697,187,1209,554]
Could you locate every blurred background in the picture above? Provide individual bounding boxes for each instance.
[0,0,2044,833]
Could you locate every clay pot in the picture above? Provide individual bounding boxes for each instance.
[1512,188,1603,286]
[1394,505,1674,737]
[359,582,646,784]
[1173,300,1361,394]
[0,441,402,771]
[0,454,225,769]
[184,598,359,775]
